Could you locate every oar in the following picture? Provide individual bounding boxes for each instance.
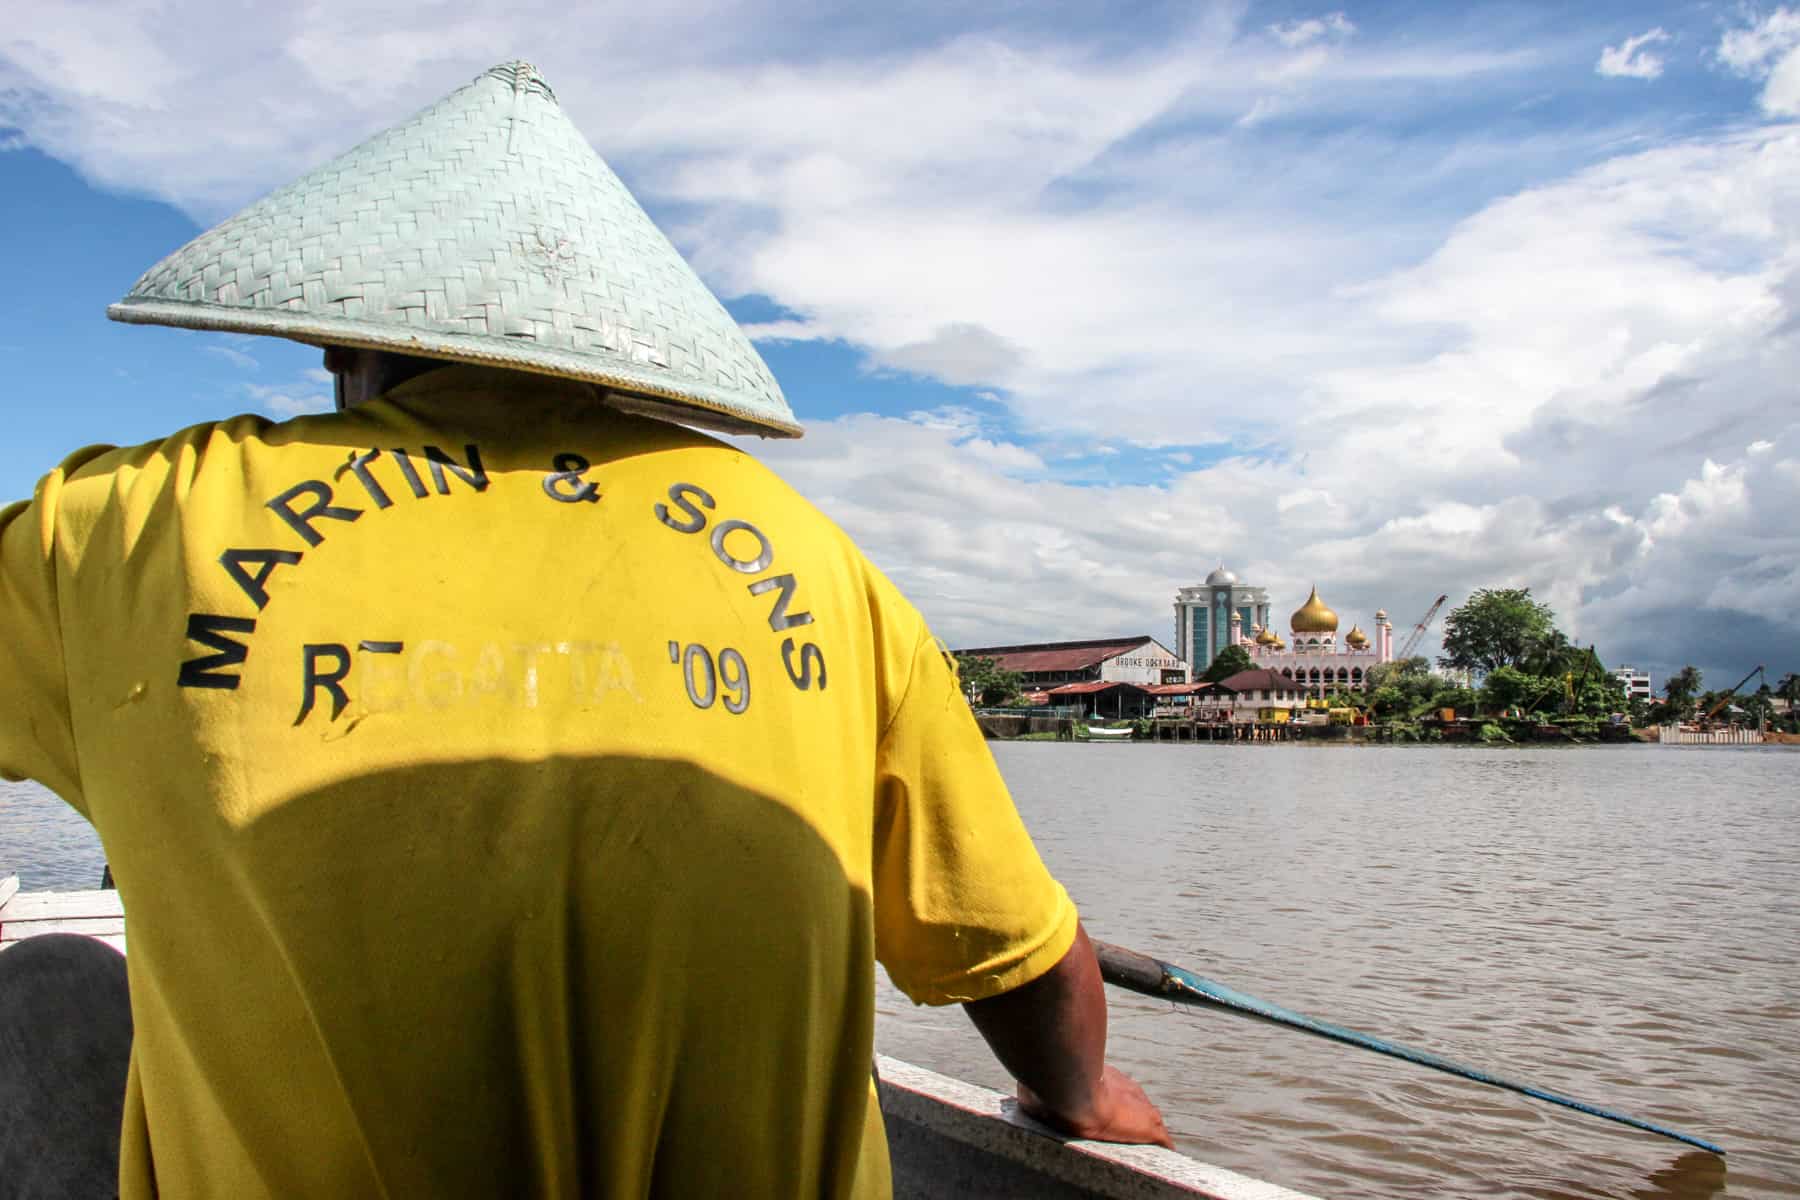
[1093,940,1723,1157]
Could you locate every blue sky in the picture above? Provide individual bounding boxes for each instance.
[4,2,1798,685]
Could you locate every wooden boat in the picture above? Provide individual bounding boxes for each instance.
[0,877,1318,1199]
[0,875,124,952]
[877,1055,1319,1199]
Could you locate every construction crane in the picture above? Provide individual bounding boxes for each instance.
[1396,594,1449,661]
[1703,664,1765,726]
[1561,644,1601,715]
[1522,643,1597,718]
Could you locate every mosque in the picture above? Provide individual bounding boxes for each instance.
[1173,566,1394,694]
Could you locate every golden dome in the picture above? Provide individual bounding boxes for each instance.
[1345,626,1369,648]
[1289,586,1340,634]
[1255,626,1279,646]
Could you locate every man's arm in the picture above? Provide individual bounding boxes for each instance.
[962,921,1172,1147]
[0,486,83,802]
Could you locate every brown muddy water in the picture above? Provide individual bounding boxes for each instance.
[876,742,1794,1199]
[5,743,1795,1197]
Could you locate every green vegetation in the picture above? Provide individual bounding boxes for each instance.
[1201,643,1254,683]
[955,654,1024,707]
[1352,590,1628,738]
[1362,656,1481,721]
[1437,590,1625,721]
[1655,664,1703,723]
[1650,666,1798,731]
[1438,588,1557,675]
[1779,674,1800,733]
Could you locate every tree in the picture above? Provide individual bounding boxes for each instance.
[1778,674,1800,732]
[1542,643,1624,717]
[1426,684,1481,718]
[1570,670,1627,718]
[1664,665,1702,709]
[954,655,1023,707]
[1523,628,1579,677]
[1365,657,1438,719]
[1438,588,1557,675]
[1367,684,1408,720]
[1201,644,1254,683]
[1777,672,1800,710]
[1480,665,1552,715]
[1649,665,1702,724]
[1365,655,1430,691]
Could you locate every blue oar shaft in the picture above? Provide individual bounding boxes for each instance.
[1092,941,1722,1157]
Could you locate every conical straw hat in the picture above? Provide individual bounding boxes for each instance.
[109,62,800,438]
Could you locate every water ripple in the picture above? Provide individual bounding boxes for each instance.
[876,743,1797,1199]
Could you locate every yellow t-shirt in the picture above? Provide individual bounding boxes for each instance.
[0,366,1077,1198]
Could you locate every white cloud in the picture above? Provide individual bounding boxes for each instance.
[1596,28,1670,80]
[905,406,989,439]
[1268,13,1356,49]
[242,379,332,418]
[1718,7,1800,71]
[959,438,1048,476]
[0,131,25,152]
[878,324,1022,389]
[1582,435,1800,660]
[203,344,258,370]
[755,416,1797,679]
[743,122,1800,675]
[743,320,821,343]
[3,2,1795,678]
[1718,7,1800,116]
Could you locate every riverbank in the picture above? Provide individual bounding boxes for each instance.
[974,714,1650,744]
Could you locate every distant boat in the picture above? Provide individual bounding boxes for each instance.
[1079,725,1135,740]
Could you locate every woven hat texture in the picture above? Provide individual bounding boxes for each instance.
[109,61,800,438]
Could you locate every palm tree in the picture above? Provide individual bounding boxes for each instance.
[1651,665,1703,724]
[1665,665,1703,707]
[1524,629,1574,676]
[1776,673,1800,729]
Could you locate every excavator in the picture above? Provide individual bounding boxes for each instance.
[1510,644,1601,722]
[1702,665,1766,729]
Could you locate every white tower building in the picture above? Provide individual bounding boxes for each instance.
[1173,565,1271,677]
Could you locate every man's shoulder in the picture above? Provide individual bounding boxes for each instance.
[47,411,312,494]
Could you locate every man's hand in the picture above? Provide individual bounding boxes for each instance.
[1018,1064,1172,1147]
[963,922,1174,1150]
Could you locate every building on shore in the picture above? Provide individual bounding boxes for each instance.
[1246,586,1394,696]
[1036,679,1157,720]
[1173,566,1271,675]
[1175,566,1394,696]
[1613,665,1652,702]
[1197,668,1312,720]
[953,636,1187,693]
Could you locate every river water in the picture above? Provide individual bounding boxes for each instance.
[4,744,1795,1198]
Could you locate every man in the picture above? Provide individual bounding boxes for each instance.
[0,62,1166,1196]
